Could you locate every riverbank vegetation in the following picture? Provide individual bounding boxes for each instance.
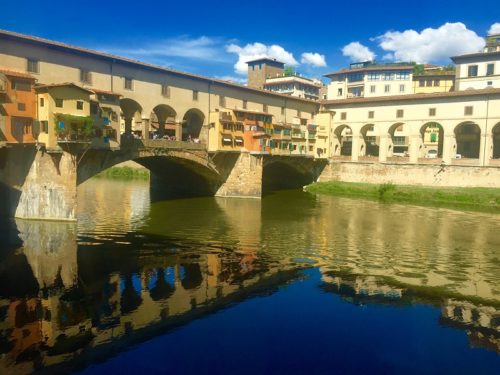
[305,181,500,212]
[94,166,150,180]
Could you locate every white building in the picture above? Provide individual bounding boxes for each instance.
[452,33,500,91]
[263,75,322,100]
[325,61,414,100]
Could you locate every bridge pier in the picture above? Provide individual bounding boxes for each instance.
[215,152,263,198]
[14,149,77,221]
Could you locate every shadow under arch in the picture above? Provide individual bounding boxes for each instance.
[333,124,353,156]
[420,121,444,157]
[120,98,142,136]
[182,108,205,141]
[388,122,407,154]
[135,154,221,202]
[492,122,500,159]
[360,123,379,157]
[454,121,481,158]
[262,158,318,194]
[151,104,177,138]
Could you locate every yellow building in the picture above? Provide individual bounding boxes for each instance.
[413,72,455,94]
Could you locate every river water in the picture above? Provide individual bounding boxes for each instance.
[0,179,499,374]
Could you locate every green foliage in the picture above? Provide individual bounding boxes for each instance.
[305,181,500,213]
[283,66,295,76]
[413,64,424,75]
[54,113,94,141]
[95,166,150,180]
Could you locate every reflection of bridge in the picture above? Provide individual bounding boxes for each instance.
[0,140,326,221]
[0,219,304,374]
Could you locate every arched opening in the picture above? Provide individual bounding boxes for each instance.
[135,155,220,201]
[360,124,379,158]
[333,125,352,157]
[180,263,203,290]
[182,108,205,142]
[120,98,142,139]
[151,104,177,140]
[492,122,500,160]
[388,123,408,159]
[454,122,480,159]
[149,268,175,301]
[420,122,444,160]
[262,161,314,193]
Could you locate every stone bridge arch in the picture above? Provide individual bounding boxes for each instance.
[77,144,222,199]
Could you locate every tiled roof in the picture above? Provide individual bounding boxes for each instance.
[0,69,36,80]
[0,29,318,105]
[325,65,414,77]
[35,82,95,93]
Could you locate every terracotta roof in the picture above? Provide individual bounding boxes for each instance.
[321,88,500,105]
[264,78,322,87]
[0,69,36,80]
[91,88,122,97]
[35,82,95,94]
[0,29,318,105]
[325,65,414,77]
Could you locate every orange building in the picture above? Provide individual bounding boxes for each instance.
[0,70,37,143]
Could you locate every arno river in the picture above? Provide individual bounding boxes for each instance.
[0,179,499,374]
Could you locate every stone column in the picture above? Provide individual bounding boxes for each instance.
[378,134,390,162]
[124,117,132,135]
[158,121,165,138]
[479,131,492,166]
[351,134,361,161]
[442,132,455,165]
[408,134,421,164]
[142,118,150,140]
[175,123,182,141]
[15,150,77,221]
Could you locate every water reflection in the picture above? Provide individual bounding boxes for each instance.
[0,179,498,373]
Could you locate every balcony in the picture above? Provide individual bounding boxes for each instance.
[220,112,234,122]
[307,133,316,140]
[291,132,306,140]
[55,114,94,143]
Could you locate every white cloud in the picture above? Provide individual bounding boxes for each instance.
[489,23,500,35]
[376,22,484,63]
[341,42,375,62]
[100,35,229,64]
[301,52,327,67]
[226,42,298,75]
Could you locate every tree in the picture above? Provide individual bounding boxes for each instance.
[283,66,295,77]
[413,64,424,75]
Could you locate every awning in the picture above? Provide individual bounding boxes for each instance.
[235,138,243,143]
[223,137,232,142]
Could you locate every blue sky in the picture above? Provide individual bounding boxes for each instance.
[1,0,499,83]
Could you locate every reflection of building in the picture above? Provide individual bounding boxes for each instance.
[0,69,37,144]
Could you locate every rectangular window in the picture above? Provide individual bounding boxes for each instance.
[40,97,44,107]
[486,63,494,76]
[399,84,405,93]
[396,109,404,118]
[467,65,478,77]
[341,112,347,120]
[337,88,343,96]
[384,84,390,93]
[161,84,170,97]
[370,85,376,93]
[27,59,39,73]
[368,111,374,119]
[434,80,440,87]
[426,79,432,87]
[263,104,268,113]
[76,101,83,110]
[193,90,199,101]
[55,98,63,108]
[41,121,48,133]
[243,100,247,109]
[419,79,425,87]
[219,95,226,107]
[12,80,31,91]
[124,77,133,90]
[17,103,26,111]
[429,108,436,116]
[80,69,92,84]
[464,106,473,115]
